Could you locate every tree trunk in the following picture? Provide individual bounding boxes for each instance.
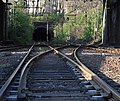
[102,0,108,45]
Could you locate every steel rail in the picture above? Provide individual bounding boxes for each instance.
[0,45,29,52]
[0,43,49,52]
[74,46,120,101]
[18,48,52,99]
[50,46,113,97]
[0,45,23,49]
[16,45,119,100]
[0,44,34,99]
[17,46,67,99]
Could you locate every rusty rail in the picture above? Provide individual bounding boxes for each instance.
[0,44,34,99]
[18,49,52,98]
[18,46,66,99]
[74,46,120,101]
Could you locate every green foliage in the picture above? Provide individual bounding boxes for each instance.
[54,12,85,42]
[9,10,34,44]
[81,8,95,42]
[34,13,62,22]
[54,23,68,42]
[47,13,62,22]
[81,7,103,42]
[97,9,103,39]
[54,6,103,43]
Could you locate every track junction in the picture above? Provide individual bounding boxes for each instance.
[0,43,119,101]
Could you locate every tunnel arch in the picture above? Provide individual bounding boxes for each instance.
[33,26,54,42]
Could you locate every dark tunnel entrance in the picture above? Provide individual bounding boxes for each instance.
[33,27,54,42]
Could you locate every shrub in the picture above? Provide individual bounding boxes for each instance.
[9,10,34,44]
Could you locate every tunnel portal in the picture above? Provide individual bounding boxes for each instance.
[33,26,54,42]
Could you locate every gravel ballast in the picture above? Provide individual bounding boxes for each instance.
[0,49,28,88]
[77,47,120,92]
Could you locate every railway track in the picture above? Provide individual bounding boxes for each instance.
[74,46,120,101]
[0,45,29,52]
[0,47,29,89]
[26,50,91,101]
[0,45,120,101]
[0,43,47,52]
[0,43,49,101]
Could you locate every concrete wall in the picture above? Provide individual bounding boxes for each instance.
[107,1,120,45]
[103,0,120,45]
[0,1,5,41]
